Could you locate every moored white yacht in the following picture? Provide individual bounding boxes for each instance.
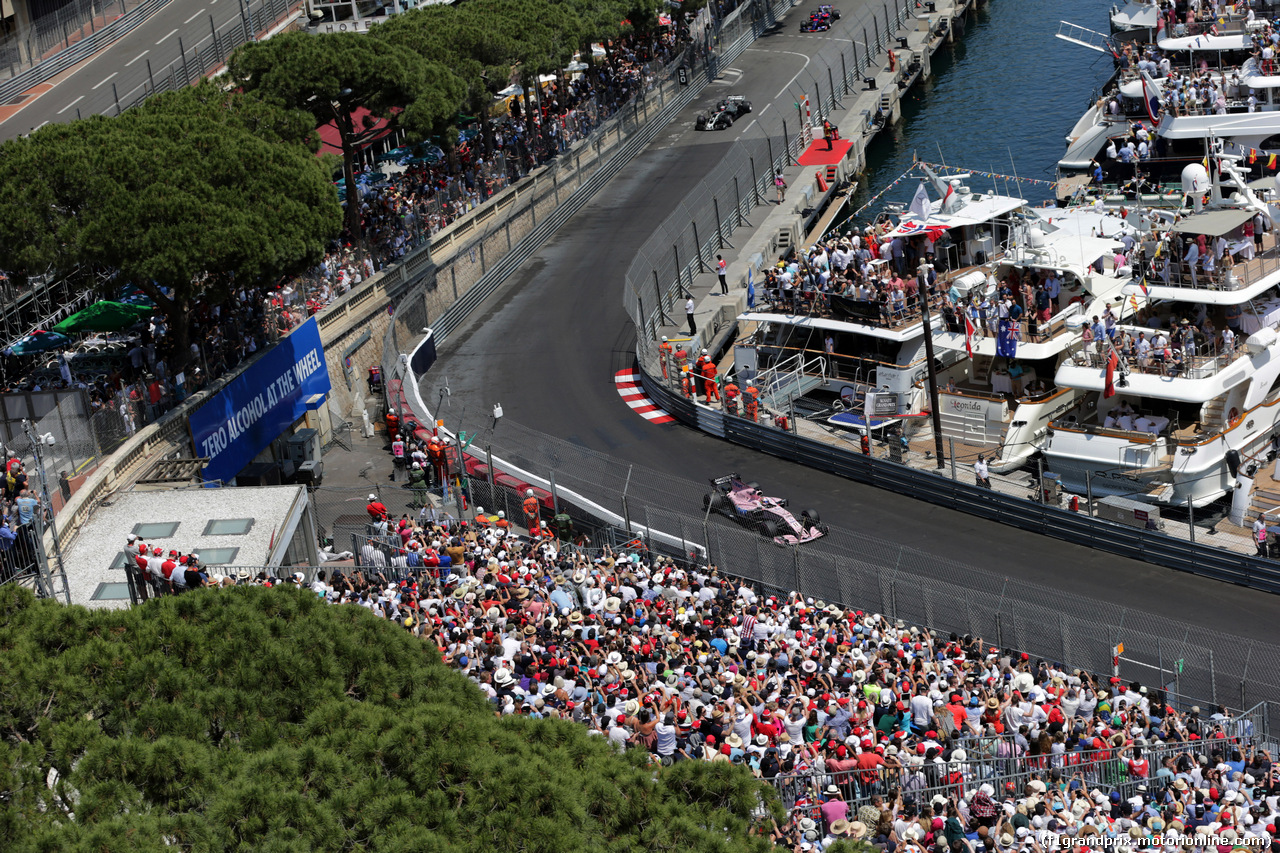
[928,206,1142,471]
[1043,159,1280,507]
[732,166,1142,473]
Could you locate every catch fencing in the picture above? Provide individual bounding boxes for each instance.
[623,0,933,339]
[376,368,1280,716]
[415,0,792,349]
[771,723,1269,820]
[0,390,131,500]
[111,0,300,115]
[2,0,299,117]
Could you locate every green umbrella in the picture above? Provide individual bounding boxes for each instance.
[53,301,152,334]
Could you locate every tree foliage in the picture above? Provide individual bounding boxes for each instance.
[0,585,780,852]
[229,31,465,241]
[0,82,340,370]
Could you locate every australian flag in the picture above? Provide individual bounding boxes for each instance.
[996,318,1018,359]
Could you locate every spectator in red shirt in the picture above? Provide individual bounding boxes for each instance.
[752,708,782,741]
[856,744,885,795]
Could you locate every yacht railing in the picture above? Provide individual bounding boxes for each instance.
[754,351,828,410]
[754,343,918,382]
[1049,420,1162,443]
[753,282,942,330]
[1065,333,1245,380]
[1141,240,1280,292]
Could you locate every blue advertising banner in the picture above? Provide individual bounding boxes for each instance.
[189,317,331,484]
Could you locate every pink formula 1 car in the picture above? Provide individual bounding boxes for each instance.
[703,474,828,544]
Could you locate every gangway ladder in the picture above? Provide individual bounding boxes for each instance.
[1055,21,1119,57]
[755,352,830,412]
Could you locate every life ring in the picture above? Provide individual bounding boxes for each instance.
[1229,406,1240,423]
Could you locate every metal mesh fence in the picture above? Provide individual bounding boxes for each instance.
[0,0,146,81]
[0,515,50,591]
[2,391,115,484]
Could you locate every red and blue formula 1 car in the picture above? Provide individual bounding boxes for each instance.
[800,5,840,31]
[703,474,828,544]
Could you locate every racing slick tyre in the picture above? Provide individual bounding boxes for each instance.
[758,519,780,539]
[695,115,708,130]
[801,509,821,525]
[703,493,729,514]
[746,481,761,492]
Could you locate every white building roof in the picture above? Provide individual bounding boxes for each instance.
[61,484,311,609]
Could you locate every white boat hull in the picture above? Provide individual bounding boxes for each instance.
[1044,402,1280,508]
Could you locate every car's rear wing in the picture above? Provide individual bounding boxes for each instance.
[709,473,742,491]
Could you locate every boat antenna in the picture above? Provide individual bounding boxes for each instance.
[936,142,946,172]
[1008,147,1021,199]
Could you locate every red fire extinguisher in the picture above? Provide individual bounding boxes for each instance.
[1069,495,1079,513]
[860,435,871,455]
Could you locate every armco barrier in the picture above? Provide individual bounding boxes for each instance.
[0,0,173,106]
[641,365,1280,595]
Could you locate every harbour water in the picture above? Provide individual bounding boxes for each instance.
[848,0,1117,214]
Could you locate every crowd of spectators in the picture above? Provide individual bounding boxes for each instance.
[165,495,1277,853]
[3,283,298,444]
[0,450,43,581]
[290,25,694,316]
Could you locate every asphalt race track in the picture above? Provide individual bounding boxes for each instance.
[422,2,1280,643]
[0,0,285,141]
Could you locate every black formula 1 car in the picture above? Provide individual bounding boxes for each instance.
[703,474,828,544]
[695,95,752,131]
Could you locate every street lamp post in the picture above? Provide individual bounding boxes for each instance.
[22,420,69,603]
